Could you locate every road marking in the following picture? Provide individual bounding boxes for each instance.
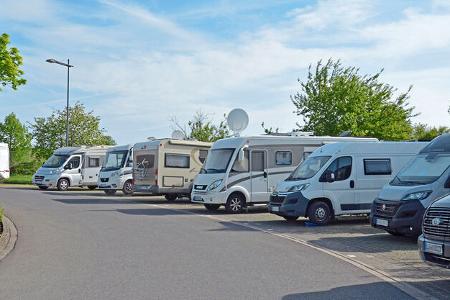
[146,203,435,300]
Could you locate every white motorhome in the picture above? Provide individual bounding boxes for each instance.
[191,135,378,213]
[269,141,427,224]
[0,143,10,180]
[133,139,211,200]
[98,144,133,195]
[32,146,111,190]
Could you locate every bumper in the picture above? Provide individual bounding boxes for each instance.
[98,177,125,190]
[418,235,450,269]
[32,174,59,187]
[269,192,310,218]
[135,184,191,195]
[191,190,225,204]
[371,199,425,236]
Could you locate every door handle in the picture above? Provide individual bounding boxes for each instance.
[263,171,268,179]
[350,180,355,188]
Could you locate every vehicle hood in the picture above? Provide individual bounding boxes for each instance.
[377,183,432,201]
[34,167,60,175]
[193,173,225,186]
[275,179,310,193]
[431,194,450,208]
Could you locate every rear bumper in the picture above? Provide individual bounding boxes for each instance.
[418,235,450,269]
[269,192,310,218]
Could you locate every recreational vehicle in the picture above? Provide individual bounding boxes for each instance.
[191,135,378,213]
[269,142,427,224]
[98,144,133,195]
[372,134,450,236]
[133,139,211,200]
[0,143,10,180]
[32,146,111,191]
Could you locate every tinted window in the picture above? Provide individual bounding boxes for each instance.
[88,157,100,168]
[364,159,391,175]
[275,151,292,165]
[251,151,265,172]
[165,154,190,168]
[199,150,208,164]
[322,156,352,181]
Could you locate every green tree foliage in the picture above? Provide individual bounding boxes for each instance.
[31,102,115,159]
[0,113,35,174]
[172,111,230,142]
[412,123,450,141]
[292,59,416,140]
[0,33,26,91]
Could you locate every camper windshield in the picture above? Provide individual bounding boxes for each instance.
[391,153,450,186]
[288,156,331,180]
[201,148,234,174]
[42,154,69,168]
[102,150,128,171]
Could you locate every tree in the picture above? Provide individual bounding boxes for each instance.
[31,102,115,159]
[0,113,34,173]
[412,123,450,141]
[292,59,416,140]
[171,111,230,142]
[0,33,26,91]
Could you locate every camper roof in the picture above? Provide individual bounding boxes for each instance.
[134,139,211,150]
[107,144,132,152]
[54,147,84,155]
[419,134,450,154]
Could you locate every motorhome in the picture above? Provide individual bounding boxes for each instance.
[191,135,378,213]
[32,146,111,190]
[98,144,133,195]
[371,134,450,237]
[269,141,427,224]
[133,139,211,200]
[0,143,10,180]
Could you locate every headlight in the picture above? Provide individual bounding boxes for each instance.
[402,191,432,201]
[111,171,119,177]
[288,183,310,192]
[208,179,223,191]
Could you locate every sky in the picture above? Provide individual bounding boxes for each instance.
[1,0,450,145]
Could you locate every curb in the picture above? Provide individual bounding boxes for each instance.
[0,215,18,262]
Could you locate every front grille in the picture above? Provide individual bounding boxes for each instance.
[374,200,401,218]
[34,175,44,181]
[100,178,109,182]
[423,207,450,241]
[194,184,207,191]
[270,194,286,204]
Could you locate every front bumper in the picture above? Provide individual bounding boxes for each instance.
[191,190,225,204]
[98,177,125,190]
[418,235,450,269]
[371,199,425,236]
[32,174,59,187]
[269,191,310,218]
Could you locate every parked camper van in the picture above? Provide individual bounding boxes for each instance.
[0,143,10,180]
[32,146,111,190]
[133,139,211,200]
[191,135,378,213]
[98,144,133,195]
[372,134,450,237]
[418,193,450,268]
[269,142,426,224]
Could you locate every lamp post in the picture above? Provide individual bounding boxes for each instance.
[46,58,74,146]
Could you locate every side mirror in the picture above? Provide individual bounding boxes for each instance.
[64,164,71,170]
[326,172,335,183]
[445,176,450,189]
[238,148,245,161]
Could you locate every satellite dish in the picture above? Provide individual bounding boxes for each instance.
[227,108,249,136]
[171,130,186,140]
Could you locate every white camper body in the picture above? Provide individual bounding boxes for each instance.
[0,143,10,180]
[32,146,111,190]
[98,144,134,195]
[269,141,427,224]
[191,135,378,212]
[133,139,211,200]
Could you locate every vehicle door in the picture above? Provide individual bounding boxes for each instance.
[63,155,82,186]
[82,156,102,185]
[320,156,355,214]
[250,150,269,203]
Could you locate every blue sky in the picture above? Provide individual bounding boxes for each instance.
[1,0,449,144]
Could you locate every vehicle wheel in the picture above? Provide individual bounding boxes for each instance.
[204,204,220,211]
[38,186,48,190]
[57,178,70,191]
[225,193,245,213]
[283,216,298,222]
[165,194,178,202]
[386,229,403,236]
[104,189,117,196]
[88,186,97,190]
[122,180,134,195]
[307,201,332,225]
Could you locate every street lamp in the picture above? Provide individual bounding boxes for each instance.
[46,58,74,147]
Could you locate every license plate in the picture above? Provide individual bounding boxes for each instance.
[271,206,279,212]
[376,218,388,227]
[424,241,443,256]
[193,195,203,202]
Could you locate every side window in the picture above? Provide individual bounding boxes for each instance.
[364,159,391,175]
[321,156,352,181]
[165,154,190,168]
[88,157,100,168]
[231,150,249,173]
[275,151,292,166]
[199,150,208,164]
[251,151,265,172]
[67,156,80,169]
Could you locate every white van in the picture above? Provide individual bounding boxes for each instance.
[98,144,133,195]
[32,146,111,190]
[269,142,427,224]
[0,143,10,180]
[133,139,211,200]
[191,135,378,213]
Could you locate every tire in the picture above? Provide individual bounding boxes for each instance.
[283,216,298,222]
[225,193,245,213]
[104,189,117,196]
[38,186,48,190]
[307,201,332,225]
[165,194,178,202]
[88,186,97,190]
[57,178,70,191]
[122,180,134,195]
[204,204,220,211]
